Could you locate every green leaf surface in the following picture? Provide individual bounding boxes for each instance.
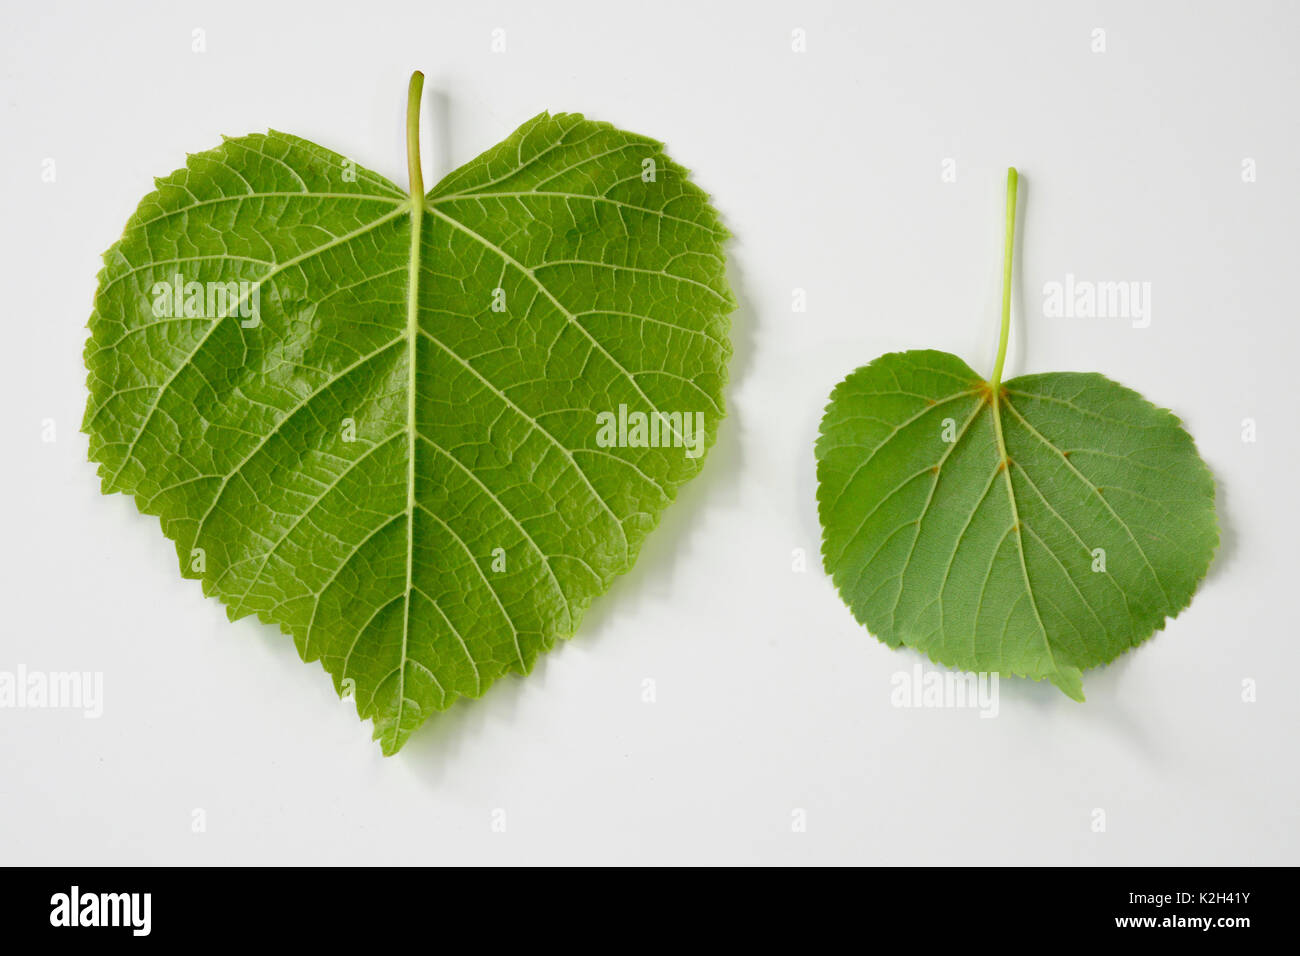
[83,79,734,753]
[814,171,1216,698]
[816,351,1217,697]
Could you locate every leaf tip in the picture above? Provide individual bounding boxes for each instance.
[1050,667,1086,702]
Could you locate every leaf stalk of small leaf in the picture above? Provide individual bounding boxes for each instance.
[990,167,1018,392]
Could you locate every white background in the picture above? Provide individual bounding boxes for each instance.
[2,0,1297,865]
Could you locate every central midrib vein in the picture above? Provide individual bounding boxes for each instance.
[394,72,428,740]
[986,167,1057,676]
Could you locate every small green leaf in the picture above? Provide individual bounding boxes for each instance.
[83,73,734,753]
[815,170,1216,697]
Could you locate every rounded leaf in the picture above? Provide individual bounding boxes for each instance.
[815,350,1217,697]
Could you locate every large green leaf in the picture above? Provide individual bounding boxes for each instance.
[815,171,1216,698]
[82,76,734,753]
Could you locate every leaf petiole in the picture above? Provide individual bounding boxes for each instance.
[406,71,425,202]
[989,167,1018,392]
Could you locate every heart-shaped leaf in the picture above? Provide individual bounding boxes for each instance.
[815,170,1216,697]
[83,74,734,753]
